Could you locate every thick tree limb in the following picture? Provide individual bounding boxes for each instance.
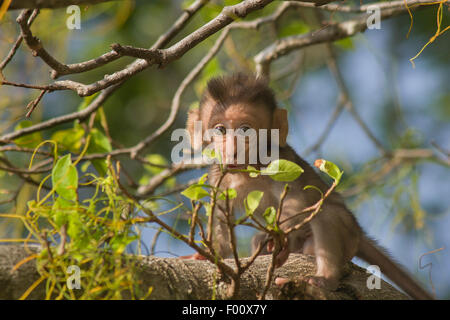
[0,244,409,299]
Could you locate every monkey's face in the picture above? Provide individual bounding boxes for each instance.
[186,74,289,167]
[207,103,272,168]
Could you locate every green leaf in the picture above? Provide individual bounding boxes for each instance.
[142,200,159,212]
[263,206,277,227]
[247,165,260,178]
[219,188,237,201]
[88,128,111,153]
[244,190,264,216]
[13,120,43,148]
[262,159,304,182]
[52,154,78,202]
[198,173,208,184]
[51,196,78,228]
[110,234,138,254]
[181,184,210,200]
[165,177,176,189]
[278,20,310,38]
[202,147,217,160]
[67,210,83,239]
[27,200,36,210]
[51,127,85,153]
[314,159,343,184]
[334,38,354,50]
[86,128,112,176]
[77,93,99,111]
[144,154,167,174]
[203,202,212,217]
[140,154,176,189]
[304,185,324,198]
[81,161,91,173]
[51,198,69,228]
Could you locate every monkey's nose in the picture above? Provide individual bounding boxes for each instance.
[222,137,238,164]
[225,149,237,164]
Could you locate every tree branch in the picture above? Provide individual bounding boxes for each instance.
[254,0,433,76]
[0,244,409,299]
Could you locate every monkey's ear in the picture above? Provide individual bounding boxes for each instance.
[272,108,288,147]
[186,108,202,150]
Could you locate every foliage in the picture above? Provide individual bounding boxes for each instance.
[6,153,154,299]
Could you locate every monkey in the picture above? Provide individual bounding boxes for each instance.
[184,73,433,300]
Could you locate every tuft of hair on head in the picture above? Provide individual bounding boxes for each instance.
[200,73,277,112]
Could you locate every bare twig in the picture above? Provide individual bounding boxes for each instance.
[189,202,202,245]
[150,228,162,256]
[0,83,117,144]
[303,95,346,156]
[341,148,443,197]
[0,9,39,71]
[25,89,48,118]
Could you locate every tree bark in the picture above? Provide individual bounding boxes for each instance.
[0,244,408,299]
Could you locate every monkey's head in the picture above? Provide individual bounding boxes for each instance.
[187,73,288,168]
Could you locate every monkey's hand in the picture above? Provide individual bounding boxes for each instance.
[267,234,290,268]
[179,252,207,260]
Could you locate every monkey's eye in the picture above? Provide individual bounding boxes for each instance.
[236,125,252,135]
[214,125,227,135]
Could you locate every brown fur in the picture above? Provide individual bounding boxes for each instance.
[186,73,433,299]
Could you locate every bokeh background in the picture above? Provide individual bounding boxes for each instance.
[0,0,449,298]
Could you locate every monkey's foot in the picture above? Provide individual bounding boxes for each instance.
[275,277,290,286]
[179,252,207,260]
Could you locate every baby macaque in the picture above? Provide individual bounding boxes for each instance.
[185,73,433,300]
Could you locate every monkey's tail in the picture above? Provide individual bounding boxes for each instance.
[356,236,434,300]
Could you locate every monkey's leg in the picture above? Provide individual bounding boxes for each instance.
[302,236,315,255]
[305,206,360,290]
[307,218,348,290]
